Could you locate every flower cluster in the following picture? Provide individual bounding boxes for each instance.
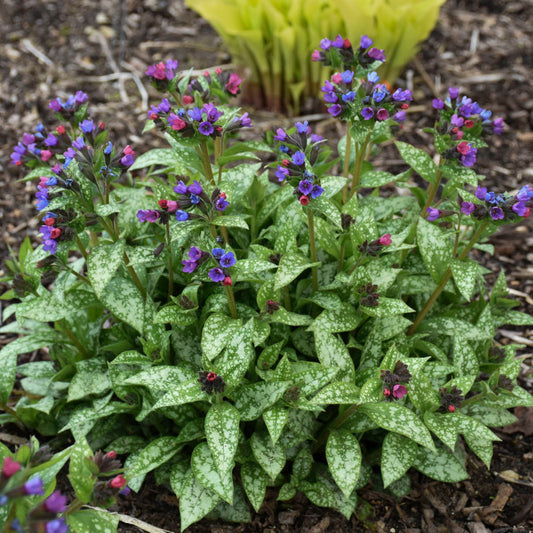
[380,361,412,401]
[182,246,236,286]
[198,371,226,394]
[274,122,325,205]
[49,91,88,117]
[432,87,504,167]
[196,68,243,99]
[10,123,61,166]
[1,457,68,533]
[358,283,379,307]
[460,184,532,221]
[145,59,179,90]
[312,34,385,72]
[358,233,393,256]
[438,385,463,413]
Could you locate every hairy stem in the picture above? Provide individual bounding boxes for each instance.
[307,210,318,293]
[341,121,353,203]
[225,285,238,319]
[166,221,173,299]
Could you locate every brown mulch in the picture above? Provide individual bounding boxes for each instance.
[0,0,532,532]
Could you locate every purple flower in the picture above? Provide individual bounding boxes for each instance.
[44,133,58,146]
[480,109,492,121]
[392,89,412,102]
[175,210,189,221]
[49,99,62,112]
[311,185,324,199]
[360,35,373,49]
[328,104,342,117]
[121,153,134,166]
[45,518,68,533]
[188,247,203,261]
[182,260,198,273]
[104,142,113,155]
[490,206,504,220]
[220,252,236,268]
[203,103,222,122]
[461,144,477,167]
[394,111,406,122]
[377,108,389,121]
[189,180,203,195]
[212,248,225,259]
[492,117,504,135]
[216,197,229,211]
[190,193,200,204]
[322,80,334,93]
[43,239,58,254]
[340,70,354,84]
[449,87,460,99]
[158,98,171,113]
[323,91,338,103]
[24,476,44,496]
[208,267,225,282]
[75,91,88,104]
[239,112,252,127]
[517,185,533,201]
[292,151,305,166]
[137,209,159,223]
[188,107,203,122]
[320,38,332,50]
[274,128,287,141]
[368,48,386,62]
[275,165,289,182]
[198,121,214,136]
[44,491,68,513]
[331,34,344,48]
[299,180,313,195]
[373,87,389,103]
[432,98,444,110]
[426,207,440,221]
[367,71,379,84]
[342,91,356,103]
[72,136,85,150]
[361,107,374,120]
[79,119,94,133]
[451,114,464,128]
[461,202,476,215]
[475,186,487,201]
[512,202,528,216]
[174,180,188,195]
[310,134,323,143]
[295,121,308,134]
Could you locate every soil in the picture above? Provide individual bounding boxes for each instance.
[0,0,532,532]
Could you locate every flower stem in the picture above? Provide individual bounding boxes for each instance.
[407,221,489,335]
[123,250,147,299]
[166,221,173,299]
[197,142,216,185]
[60,319,89,358]
[341,121,353,203]
[349,134,371,199]
[312,403,360,453]
[421,159,443,218]
[75,233,89,262]
[307,210,318,293]
[225,285,238,319]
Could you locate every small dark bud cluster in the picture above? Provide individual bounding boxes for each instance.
[198,371,226,394]
[438,385,464,413]
[358,282,379,307]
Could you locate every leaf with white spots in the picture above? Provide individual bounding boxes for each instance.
[453,338,479,377]
[312,196,342,228]
[274,251,321,291]
[395,141,437,183]
[414,445,468,483]
[462,405,517,428]
[212,215,249,230]
[417,218,453,283]
[360,170,396,188]
[326,429,361,498]
[293,364,338,396]
[205,402,240,476]
[263,405,289,444]
[251,431,286,481]
[268,307,313,326]
[234,381,290,421]
[423,412,458,450]
[179,472,221,532]
[169,459,190,498]
[361,297,415,318]
[87,239,125,298]
[201,313,242,361]
[192,442,234,504]
[68,436,95,504]
[67,358,111,402]
[381,433,418,488]
[126,436,182,478]
[241,462,267,512]
[451,258,479,301]
[359,403,435,451]
[309,382,360,405]
[234,258,278,282]
[125,366,198,391]
[310,304,362,333]
[151,378,206,410]
[66,508,119,533]
[155,306,196,326]
[100,275,145,333]
[314,329,355,382]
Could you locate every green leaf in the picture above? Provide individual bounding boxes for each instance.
[66,509,119,533]
[151,378,206,410]
[155,306,196,326]
[395,141,437,183]
[234,381,290,421]
[234,258,277,282]
[263,405,289,445]
[359,403,435,451]
[126,436,182,478]
[277,483,297,501]
[463,405,518,428]
[68,436,95,503]
[100,275,145,333]
[129,148,180,170]
[124,365,197,390]
[311,304,362,333]
[192,442,234,504]
[361,297,415,318]
[309,382,360,405]
[241,462,267,513]
[314,330,355,382]
[68,358,111,402]
[414,446,468,483]
[211,215,249,230]
[251,431,286,481]
[453,338,479,377]
[274,251,320,291]
[87,240,125,297]
[417,218,453,283]
[205,402,240,476]
[451,258,478,301]
[269,307,313,326]
[381,433,418,488]
[423,412,458,450]
[326,429,361,498]
[179,472,221,532]
[201,313,241,361]
[360,170,396,188]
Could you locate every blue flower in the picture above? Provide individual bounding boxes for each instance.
[292,151,305,166]
[295,121,308,134]
[219,252,236,268]
[175,210,189,221]
[212,248,225,260]
[340,70,354,84]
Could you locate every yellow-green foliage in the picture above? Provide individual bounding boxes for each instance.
[186,0,446,113]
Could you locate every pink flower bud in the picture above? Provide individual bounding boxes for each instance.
[2,457,21,478]
[378,234,392,246]
[110,474,127,489]
[106,451,117,460]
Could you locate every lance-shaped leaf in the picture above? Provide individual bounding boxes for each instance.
[414,446,468,483]
[66,509,119,533]
[310,304,362,333]
[126,436,183,478]
[241,462,268,512]
[205,402,240,476]
[179,472,221,532]
[68,436,94,503]
[360,297,415,318]
[201,313,242,361]
[151,378,206,410]
[309,382,360,405]
[416,218,453,283]
[263,405,289,444]
[251,431,286,481]
[233,381,290,421]
[87,239,125,297]
[451,258,479,301]
[326,429,362,498]
[274,251,321,291]
[395,141,437,183]
[314,329,355,382]
[381,432,418,488]
[100,275,145,333]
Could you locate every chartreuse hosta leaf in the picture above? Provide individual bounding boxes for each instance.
[359,403,435,451]
[241,462,268,512]
[192,442,234,504]
[326,429,362,498]
[251,431,286,481]
[233,381,290,421]
[205,402,240,476]
[414,445,468,483]
[179,471,221,532]
[66,508,119,533]
[87,239,125,297]
[126,436,182,479]
[417,218,453,283]
[381,433,418,488]
[395,141,437,184]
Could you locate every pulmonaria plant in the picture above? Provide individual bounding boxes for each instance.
[2,43,533,533]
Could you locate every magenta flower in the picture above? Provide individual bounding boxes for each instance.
[44,491,67,513]
[461,202,476,215]
[225,72,242,95]
[378,234,392,246]
[426,207,440,221]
